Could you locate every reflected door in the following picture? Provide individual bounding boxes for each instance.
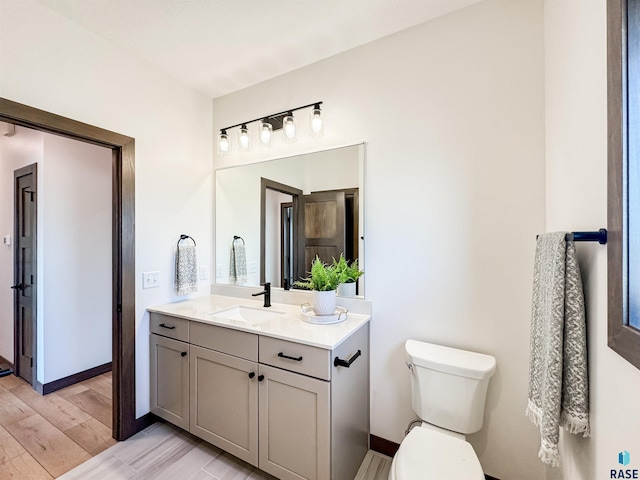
[297,191,346,281]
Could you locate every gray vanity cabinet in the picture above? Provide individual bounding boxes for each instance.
[190,345,259,466]
[149,311,369,480]
[258,363,330,480]
[149,334,190,430]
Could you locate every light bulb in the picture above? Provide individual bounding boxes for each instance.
[238,124,250,151]
[310,104,323,136]
[259,120,272,146]
[283,113,296,141]
[218,130,229,155]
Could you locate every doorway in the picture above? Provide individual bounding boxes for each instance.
[0,98,141,441]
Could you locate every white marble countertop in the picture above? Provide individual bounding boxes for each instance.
[147,294,370,350]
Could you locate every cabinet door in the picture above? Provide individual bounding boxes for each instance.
[150,334,189,430]
[258,364,330,480]
[190,345,258,466]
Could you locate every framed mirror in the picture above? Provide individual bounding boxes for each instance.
[215,143,365,295]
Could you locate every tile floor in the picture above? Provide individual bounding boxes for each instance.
[58,421,392,480]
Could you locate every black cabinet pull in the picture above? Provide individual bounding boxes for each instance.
[258,375,265,382]
[159,323,176,330]
[248,372,255,379]
[334,350,362,368]
[181,351,187,357]
[278,352,303,362]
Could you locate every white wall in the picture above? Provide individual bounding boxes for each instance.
[0,0,213,416]
[212,1,546,478]
[545,1,640,478]
[42,133,112,382]
[0,126,43,362]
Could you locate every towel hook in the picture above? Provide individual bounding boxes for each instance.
[233,235,245,245]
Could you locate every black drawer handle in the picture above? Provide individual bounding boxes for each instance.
[258,375,265,382]
[278,352,303,362]
[159,323,176,330]
[181,351,187,357]
[334,350,361,368]
[248,372,255,379]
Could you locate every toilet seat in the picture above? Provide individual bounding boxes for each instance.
[390,426,485,480]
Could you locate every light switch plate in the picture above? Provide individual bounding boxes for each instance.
[199,265,208,281]
[143,271,160,289]
[2,235,10,246]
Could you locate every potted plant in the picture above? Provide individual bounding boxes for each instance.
[333,254,363,297]
[295,256,339,315]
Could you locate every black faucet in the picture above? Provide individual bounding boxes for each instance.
[252,282,271,307]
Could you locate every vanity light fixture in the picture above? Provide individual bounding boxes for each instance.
[259,119,273,146]
[282,112,296,141]
[238,124,251,151]
[218,129,230,156]
[309,103,323,137]
[217,101,323,155]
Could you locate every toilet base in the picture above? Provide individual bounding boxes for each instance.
[387,424,484,480]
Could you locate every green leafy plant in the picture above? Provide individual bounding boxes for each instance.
[294,256,339,291]
[333,254,364,284]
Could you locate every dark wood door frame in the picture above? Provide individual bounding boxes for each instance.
[0,98,142,440]
[260,177,303,286]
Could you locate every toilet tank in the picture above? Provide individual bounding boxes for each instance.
[405,340,496,435]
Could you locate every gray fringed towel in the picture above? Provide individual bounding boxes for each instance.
[229,237,247,285]
[175,243,198,295]
[526,232,590,467]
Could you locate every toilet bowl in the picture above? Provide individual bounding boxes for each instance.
[389,424,484,480]
[389,340,496,480]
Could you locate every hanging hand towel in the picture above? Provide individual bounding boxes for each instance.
[526,232,590,467]
[229,237,247,285]
[175,242,198,295]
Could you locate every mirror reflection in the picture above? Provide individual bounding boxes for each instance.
[215,144,364,294]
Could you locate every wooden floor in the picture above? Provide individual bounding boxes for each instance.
[58,421,392,480]
[0,370,391,479]
[0,371,115,479]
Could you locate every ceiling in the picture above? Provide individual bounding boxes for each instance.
[35,0,481,99]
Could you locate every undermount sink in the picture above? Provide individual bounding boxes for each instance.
[208,306,285,325]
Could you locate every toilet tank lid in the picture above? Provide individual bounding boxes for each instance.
[405,340,496,380]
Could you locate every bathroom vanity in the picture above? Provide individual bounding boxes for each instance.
[147,295,370,480]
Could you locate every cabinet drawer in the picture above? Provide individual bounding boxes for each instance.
[259,337,331,381]
[150,313,189,342]
[191,321,258,362]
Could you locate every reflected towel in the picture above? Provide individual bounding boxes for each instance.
[175,243,198,295]
[229,239,247,285]
[526,232,590,467]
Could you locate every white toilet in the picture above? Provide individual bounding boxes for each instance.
[389,339,496,480]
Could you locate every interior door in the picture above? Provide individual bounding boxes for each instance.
[296,191,346,281]
[13,164,37,386]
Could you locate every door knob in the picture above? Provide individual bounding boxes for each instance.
[10,284,24,290]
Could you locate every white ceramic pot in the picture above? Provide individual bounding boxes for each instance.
[313,290,337,316]
[337,282,356,297]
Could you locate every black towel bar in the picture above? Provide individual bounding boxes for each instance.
[565,229,607,244]
[536,229,607,244]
